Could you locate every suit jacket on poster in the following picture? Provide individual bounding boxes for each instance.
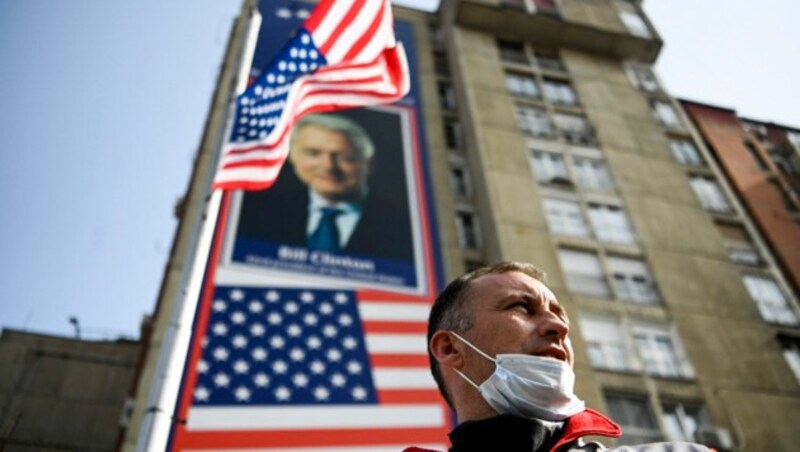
[236,174,415,263]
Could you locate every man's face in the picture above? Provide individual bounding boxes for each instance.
[457,271,573,384]
[289,124,371,203]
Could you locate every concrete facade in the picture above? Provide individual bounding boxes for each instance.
[433,0,800,449]
[0,329,140,452]
[680,100,800,295]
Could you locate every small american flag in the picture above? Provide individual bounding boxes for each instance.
[213,0,410,191]
[179,286,449,450]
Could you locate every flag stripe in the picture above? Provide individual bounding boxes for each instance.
[308,0,355,52]
[378,389,444,404]
[344,0,392,62]
[303,0,338,35]
[186,444,448,452]
[186,404,444,431]
[179,427,448,449]
[365,333,427,354]
[370,354,430,367]
[363,321,428,334]
[359,301,430,321]
[325,0,384,63]
[317,0,367,55]
[373,368,437,389]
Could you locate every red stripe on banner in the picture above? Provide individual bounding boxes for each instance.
[318,0,366,55]
[302,0,335,33]
[358,292,433,303]
[342,0,386,61]
[225,142,279,155]
[221,157,284,170]
[177,426,448,449]
[378,389,444,404]
[370,354,430,367]
[363,321,428,334]
[211,177,279,192]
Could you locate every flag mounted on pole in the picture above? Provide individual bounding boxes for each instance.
[213,0,411,192]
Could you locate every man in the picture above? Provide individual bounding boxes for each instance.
[235,113,414,262]
[410,262,711,452]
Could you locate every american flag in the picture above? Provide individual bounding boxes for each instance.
[179,286,449,450]
[213,0,410,191]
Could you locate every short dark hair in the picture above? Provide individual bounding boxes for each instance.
[427,261,546,408]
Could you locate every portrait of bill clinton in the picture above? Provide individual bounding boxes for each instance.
[235,110,415,265]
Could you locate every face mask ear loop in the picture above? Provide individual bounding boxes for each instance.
[449,331,497,363]
[452,368,481,390]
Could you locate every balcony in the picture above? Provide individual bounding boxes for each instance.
[452,0,662,63]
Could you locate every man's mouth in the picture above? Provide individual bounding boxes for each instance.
[537,347,567,362]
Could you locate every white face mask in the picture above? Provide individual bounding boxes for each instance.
[450,331,585,421]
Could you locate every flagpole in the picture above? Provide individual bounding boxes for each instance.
[134,4,262,451]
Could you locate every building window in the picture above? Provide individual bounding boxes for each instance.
[573,157,614,192]
[581,316,694,379]
[529,0,561,16]
[434,53,450,77]
[579,315,635,372]
[690,176,732,213]
[444,120,463,149]
[437,82,456,110]
[742,275,799,326]
[532,47,566,72]
[543,79,578,106]
[769,149,800,176]
[506,72,541,100]
[778,336,800,384]
[455,209,481,249]
[449,161,472,198]
[625,62,660,92]
[652,101,683,129]
[788,131,800,148]
[605,394,662,444]
[588,204,636,244]
[517,106,554,137]
[557,248,612,298]
[498,39,528,65]
[632,324,694,378]
[543,198,589,237]
[662,402,711,443]
[745,141,769,170]
[615,1,653,39]
[669,139,704,166]
[715,222,761,266]
[607,256,659,304]
[530,150,569,184]
[553,113,595,145]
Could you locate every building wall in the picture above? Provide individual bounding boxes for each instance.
[681,101,800,293]
[436,0,800,450]
[0,329,140,452]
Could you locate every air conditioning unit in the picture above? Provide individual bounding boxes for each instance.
[694,425,734,451]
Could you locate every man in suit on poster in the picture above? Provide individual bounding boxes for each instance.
[236,113,414,263]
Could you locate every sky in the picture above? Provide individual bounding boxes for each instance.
[0,0,798,340]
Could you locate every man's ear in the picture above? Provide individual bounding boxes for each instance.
[430,330,464,371]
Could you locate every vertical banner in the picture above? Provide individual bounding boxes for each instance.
[166,1,449,450]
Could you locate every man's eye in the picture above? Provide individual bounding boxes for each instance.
[511,302,533,313]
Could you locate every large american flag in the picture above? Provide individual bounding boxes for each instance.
[213,0,410,191]
[178,286,449,450]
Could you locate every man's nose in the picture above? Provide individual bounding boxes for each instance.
[324,153,341,171]
[539,311,569,340]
